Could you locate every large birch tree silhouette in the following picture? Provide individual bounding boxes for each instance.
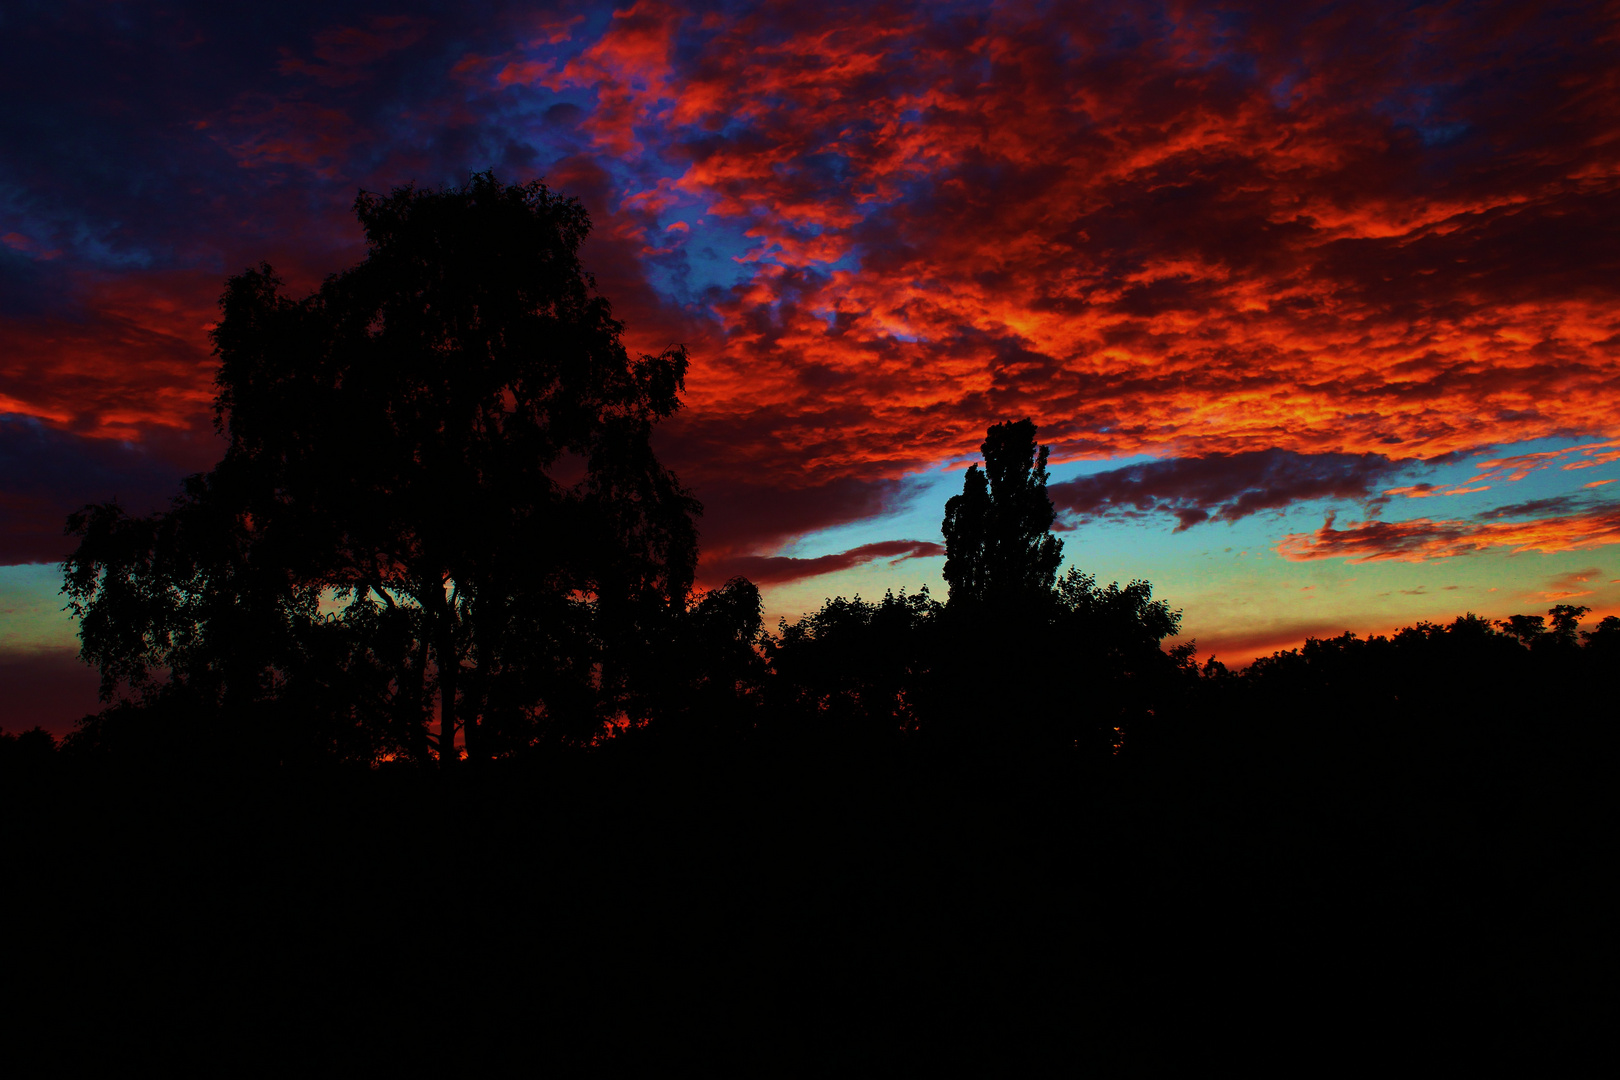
[65,173,699,764]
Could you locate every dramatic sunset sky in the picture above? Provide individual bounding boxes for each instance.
[3,0,1618,731]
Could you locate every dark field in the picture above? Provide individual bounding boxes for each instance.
[5,731,1605,1068]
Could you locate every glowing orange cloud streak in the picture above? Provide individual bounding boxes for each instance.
[1278,506,1620,563]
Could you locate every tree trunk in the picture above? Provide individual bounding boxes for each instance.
[439,650,458,767]
[466,628,490,762]
[434,584,459,770]
[406,625,432,763]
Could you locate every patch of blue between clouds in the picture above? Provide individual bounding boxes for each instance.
[649,214,758,303]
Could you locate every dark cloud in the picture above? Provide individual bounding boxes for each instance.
[689,474,909,580]
[1049,450,1409,530]
[0,416,199,563]
[705,540,943,587]
[1476,493,1603,520]
[0,249,78,319]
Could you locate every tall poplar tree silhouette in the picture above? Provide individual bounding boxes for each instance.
[931,418,1189,752]
[64,173,699,764]
[940,419,1064,608]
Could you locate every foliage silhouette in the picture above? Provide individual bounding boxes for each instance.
[1545,603,1591,649]
[929,421,1186,750]
[941,418,1064,609]
[1585,613,1620,650]
[768,587,942,745]
[1193,603,1617,785]
[64,172,699,765]
[617,575,772,747]
[763,422,1191,754]
[0,726,57,764]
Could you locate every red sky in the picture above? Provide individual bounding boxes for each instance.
[2,0,1618,730]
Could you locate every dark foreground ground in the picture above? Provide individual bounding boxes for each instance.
[3,737,1608,1069]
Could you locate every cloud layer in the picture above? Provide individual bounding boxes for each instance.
[2,0,1618,573]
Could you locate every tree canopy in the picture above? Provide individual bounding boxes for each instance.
[64,173,699,765]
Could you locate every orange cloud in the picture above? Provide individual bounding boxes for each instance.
[1540,566,1604,601]
[1385,483,1491,499]
[1278,507,1620,563]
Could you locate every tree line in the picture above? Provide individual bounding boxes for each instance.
[14,174,1615,769]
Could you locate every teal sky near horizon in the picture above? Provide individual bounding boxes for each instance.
[754,433,1620,660]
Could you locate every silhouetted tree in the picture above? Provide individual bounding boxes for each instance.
[1545,604,1591,648]
[1044,569,1195,752]
[620,576,772,747]
[1497,613,1547,648]
[1182,603,1620,779]
[941,419,1063,609]
[769,588,942,743]
[1584,614,1620,651]
[929,420,1192,751]
[64,173,699,765]
[0,726,57,763]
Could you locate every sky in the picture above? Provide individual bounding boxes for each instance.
[3,0,1618,732]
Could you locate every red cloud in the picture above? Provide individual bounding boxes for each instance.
[540,1,684,159]
[549,0,1620,500]
[209,98,362,177]
[0,271,223,440]
[1277,506,1620,563]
